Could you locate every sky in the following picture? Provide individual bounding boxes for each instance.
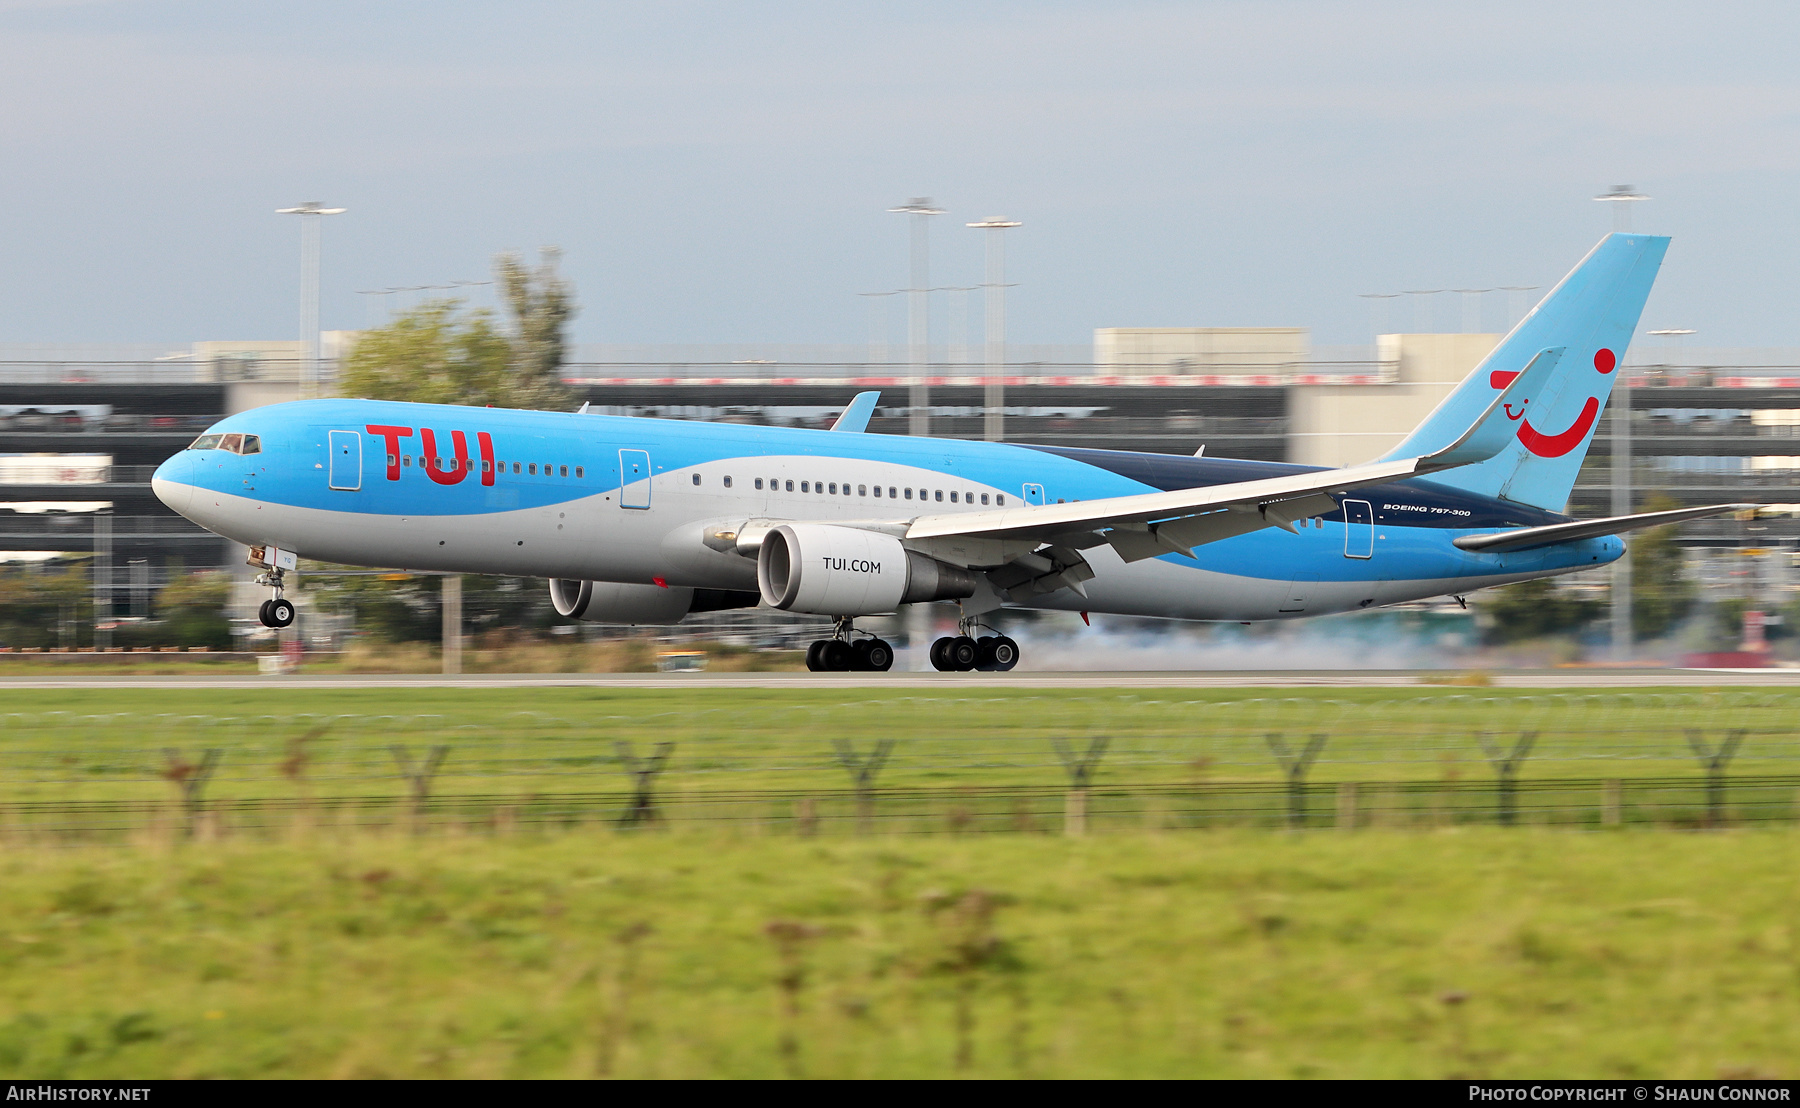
[2,0,1798,349]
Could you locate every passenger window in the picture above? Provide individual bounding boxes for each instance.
[1057,498,1065,504]
[242,435,261,454]
[220,433,243,453]
[859,485,867,496]
[388,454,398,468]
[889,487,897,499]
[575,466,584,478]
[816,482,824,494]
[512,462,520,474]
[403,455,412,467]
[828,483,836,494]
[904,488,913,500]
[950,491,958,503]
[529,463,537,475]
[980,493,989,505]
[755,478,764,490]
[723,475,732,488]
[996,493,1005,505]
[935,490,943,502]
[801,481,809,492]
[786,480,794,491]
[481,460,491,473]
[692,473,700,485]
[560,465,568,477]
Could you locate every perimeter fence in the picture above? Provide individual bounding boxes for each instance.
[3,692,1800,838]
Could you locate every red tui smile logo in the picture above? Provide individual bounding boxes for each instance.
[1489,349,1615,458]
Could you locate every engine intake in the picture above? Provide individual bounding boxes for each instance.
[549,579,759,625]
[756,524,977,616]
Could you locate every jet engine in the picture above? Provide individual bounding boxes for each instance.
[756,524,977,616]
[549,578,759,625]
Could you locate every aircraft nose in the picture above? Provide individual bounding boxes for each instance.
[151,453,194,515]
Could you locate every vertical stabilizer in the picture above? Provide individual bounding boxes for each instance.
[1378,233,1669,510]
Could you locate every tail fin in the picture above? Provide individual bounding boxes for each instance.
[1378,233,1669,510]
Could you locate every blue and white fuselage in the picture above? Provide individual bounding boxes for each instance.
[152,399,1617,622]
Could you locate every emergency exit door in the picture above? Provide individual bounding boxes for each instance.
[1022,483,1045,505]
[1343,499,1374,559]
[619,449,652,509]
[328,431,361,491]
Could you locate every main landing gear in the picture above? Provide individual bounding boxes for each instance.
[805,619,895,672]
[930,618,1019,673]
[255,568,295,629]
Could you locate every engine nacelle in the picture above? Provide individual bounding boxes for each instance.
[549,579,759,625]
[756,524,978,616]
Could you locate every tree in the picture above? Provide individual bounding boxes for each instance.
[306,569,558,644]
[495,248,577,411]
[0,561,90,648]
[155,570,234,649]
[1479,577,1604,644]
[1628,491,1697,641]
[338,247,576,411]
[338,300,512,407]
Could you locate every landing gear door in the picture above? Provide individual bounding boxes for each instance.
[619,448,652,509]
[1343,499,1374,559]
[1022,483,1045,506]
[328,430,361,491]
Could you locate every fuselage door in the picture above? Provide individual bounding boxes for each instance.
[619,448,652,509]
[328,430,361,491]
[1022,483,1045,506]
[1343,499,1374,559]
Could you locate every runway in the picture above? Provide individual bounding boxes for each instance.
[2,669,1798,690]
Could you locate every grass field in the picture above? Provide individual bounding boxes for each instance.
[0,827,1793,1078]
[0,687,1796,1078]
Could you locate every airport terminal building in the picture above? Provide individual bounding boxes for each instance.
[2,328,1794,626]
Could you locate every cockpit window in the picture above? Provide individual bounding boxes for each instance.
[187,432,260,454]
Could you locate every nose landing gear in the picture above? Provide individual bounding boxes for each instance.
[255,568,295,628]
[804,618,894,672]
[930,618,1019,673]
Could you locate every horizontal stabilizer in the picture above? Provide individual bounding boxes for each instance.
[1453,504,1752,553]
[829,391,880,433]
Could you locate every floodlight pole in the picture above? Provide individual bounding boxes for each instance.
[889,199,943,437]
[1593,185,1649,233]
[968,218,1021,441]
[277,202,347,398]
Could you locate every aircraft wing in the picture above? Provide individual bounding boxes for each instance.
[1452,503,1752,553]
[905,348,1564,568]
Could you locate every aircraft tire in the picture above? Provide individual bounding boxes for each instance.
[974,636,999,671]
[258,600,275,628]
[268,598,296,628]
[849,639,874,671]
[929,636,957,672]
[821,640,853,671]
[863,639,894,672]
[805,641,826,671]
[991,636,1020,671]
[948,635,979,671]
